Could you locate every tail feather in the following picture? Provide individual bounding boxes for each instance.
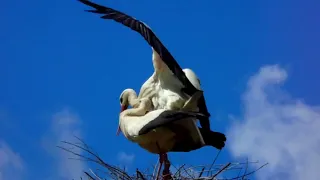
[199,128,226,150]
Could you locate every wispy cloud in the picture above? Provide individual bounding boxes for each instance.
[117,151,135,165]
[227,65,320,180]
[42,108,86,179]
[0,140,24,180]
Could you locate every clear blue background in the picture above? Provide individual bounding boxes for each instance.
[1,0,319,179]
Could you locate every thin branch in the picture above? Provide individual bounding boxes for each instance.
[84,171,95,180]
[241,158,249,180]
[211,162,231,179]
[57,141,132,180]
[207,150,222,177]
[89,168,102,180]
[198,167,205,178]
[182,165,194,178]
[226,163,269,180]
[173,164,186,178]
[136,169,146,180]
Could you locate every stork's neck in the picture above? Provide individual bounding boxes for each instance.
[127,91,139,107]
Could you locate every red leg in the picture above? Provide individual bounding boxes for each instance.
[161,153,171,180]
[156,153,164,180]
[160,153,167,162]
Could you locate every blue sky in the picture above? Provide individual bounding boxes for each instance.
[1,0,320,179]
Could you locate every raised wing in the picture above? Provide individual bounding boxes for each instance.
[77,0,198,95]
[78,0,212,130]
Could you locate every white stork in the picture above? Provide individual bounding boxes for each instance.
[77,0,227,175]
[118,89,225,177]
[78,0,212,133]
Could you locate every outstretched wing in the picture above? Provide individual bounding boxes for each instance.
[77,0,198,94]
[78,0,212,130]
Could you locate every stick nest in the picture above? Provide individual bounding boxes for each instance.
[57,136,268,180]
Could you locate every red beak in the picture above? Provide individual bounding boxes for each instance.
[117,105,128,136]
[120,105,128,112]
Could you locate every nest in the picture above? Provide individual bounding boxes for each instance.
[57,136,267,180]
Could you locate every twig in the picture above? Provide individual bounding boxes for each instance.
[182,164,193,178]
[211,162,231,179]
[57,140,132,180]
[207,150,221,177]
[89,168,102,180]
[241,158,249,180]
[198,167,205,178]
[84,171,95,180]
[226,163,269,180]
[136,169,146,180]
[152,158,159,179]
[173,164,186,178]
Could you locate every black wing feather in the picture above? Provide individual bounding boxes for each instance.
[78,0,211,129]
[78,0,198,94]
[138,110,207,135]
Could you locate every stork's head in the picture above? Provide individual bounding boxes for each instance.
[119,88,138,112]
[117,89,138,135]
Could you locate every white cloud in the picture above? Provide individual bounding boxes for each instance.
[42,108,86,179]
[0,141,24,180]
[227,65,320,180]
[117,151,135,165]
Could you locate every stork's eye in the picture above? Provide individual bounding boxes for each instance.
[120,97,123,103]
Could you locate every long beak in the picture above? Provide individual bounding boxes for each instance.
[120,105,128,112]
[117,105,128,136]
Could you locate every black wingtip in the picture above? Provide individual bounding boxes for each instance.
[84,9,105,14]
[78,0,90,5]
[78,0,96,10]
[84,9,96,13]
[78,0,105,11]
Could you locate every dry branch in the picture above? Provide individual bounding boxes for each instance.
[58,136,267,180]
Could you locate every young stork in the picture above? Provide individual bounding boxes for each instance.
[78,0,213,133]
[118,89,226,177]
